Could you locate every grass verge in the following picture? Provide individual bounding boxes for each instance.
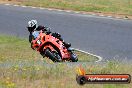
[0,59,132,88]
[0,0,132,18]
[0,35,132,88]
[0,35,98,62]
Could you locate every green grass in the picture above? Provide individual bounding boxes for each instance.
[0,35,98,62]
[0,35,42,62]
[0,35,132,88]
[1,0,132,16]
[0,59,132,88]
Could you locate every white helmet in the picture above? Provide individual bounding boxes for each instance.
[27,20,38,32]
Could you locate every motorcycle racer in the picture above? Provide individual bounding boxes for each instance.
[27,20,71,50]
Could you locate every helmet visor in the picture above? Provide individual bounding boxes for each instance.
[27,25,36,32]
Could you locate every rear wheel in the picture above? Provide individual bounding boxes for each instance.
[52,51,62,62]
[45,48,55,62]
[45,48,62,62]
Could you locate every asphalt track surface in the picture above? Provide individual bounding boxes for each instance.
[0,4,132,60]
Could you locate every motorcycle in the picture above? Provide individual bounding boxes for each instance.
[31,30,78,62]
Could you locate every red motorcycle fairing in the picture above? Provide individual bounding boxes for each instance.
[31,30,71,61]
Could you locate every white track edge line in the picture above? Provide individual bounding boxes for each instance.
[3,3,130,20]
[21,6,26,8]
[13,5,19,6]
[73,48,102,62]
[5,4,10,5]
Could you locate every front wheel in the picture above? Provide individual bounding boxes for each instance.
[70,52,78,62]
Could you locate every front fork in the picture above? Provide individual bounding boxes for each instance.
[67,48,78,62]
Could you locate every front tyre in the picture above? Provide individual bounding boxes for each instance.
[70,53,78,62]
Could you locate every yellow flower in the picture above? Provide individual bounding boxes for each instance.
[14,65,19,71]
[6,77,10,80]
[7,82,15,87]
[23,68,27,71]
[5,81,9,84]
[14,68,17,71]
[36,67,40,71]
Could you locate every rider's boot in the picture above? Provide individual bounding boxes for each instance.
[57,58,62,62]
[63,41,71,48]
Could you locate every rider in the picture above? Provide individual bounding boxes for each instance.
[27,20,71,50]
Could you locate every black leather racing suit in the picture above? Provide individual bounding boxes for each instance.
[28,25,71,58]
[29,25,68,46]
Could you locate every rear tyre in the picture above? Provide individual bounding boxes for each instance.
[52,51,62,62]
[45,49,62,62]
[45,48,56,62]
